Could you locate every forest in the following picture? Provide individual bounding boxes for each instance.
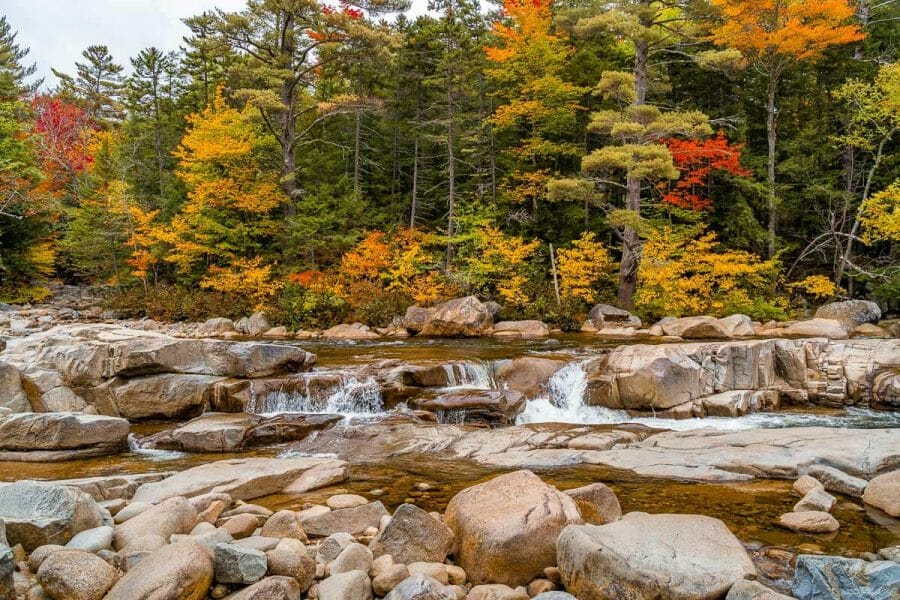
[0,0,897,330]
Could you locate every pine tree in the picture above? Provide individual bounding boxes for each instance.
[0,16,40,100]
[53,45,125,124]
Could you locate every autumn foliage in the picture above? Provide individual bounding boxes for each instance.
[662,133,750,211]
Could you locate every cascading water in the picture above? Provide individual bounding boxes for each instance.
[443,361,495,389]
[249,372,384,417]
[517,361,628,424]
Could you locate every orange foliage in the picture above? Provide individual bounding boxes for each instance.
[662,132,750,211]
[709,0,865,63]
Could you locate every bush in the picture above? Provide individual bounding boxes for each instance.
[505,287,588,332]
[351,290,413,328]
[269,284,349,330]
[104,284,254,321]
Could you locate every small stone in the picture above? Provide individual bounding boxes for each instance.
[879,546,900,562]
[214,542,268,584]
[372,564,410,596]
[65,526,114,553]
[317,532,355,564]
[36,549,118,600]
[408,562,449,585]
[792,475,824,496]
[210,583,229,599]
[232,535,281,552]
[370,554,394,577]
[226,576,303,600]
[542,567,561,584]
[222,513,260,539]
[532,594,576,600]
[467,584,529,600]
[329,543,373,576]
[317,570,372,600]
[778,511,840,533]
[113,502,149,524]
[794,488,836,513]
[197,500,227,524]
[260,510,307,541]
[369,503,454,565]
[563,483,621,525]
[725,580,793,599]
[446,564,466,586]
[327,495,369,510]
[527,579,556,596]
[805,465,868,498]
[267,538,315,592]
[383,574,455,600]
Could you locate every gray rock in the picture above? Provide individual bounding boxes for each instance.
[65,525,113,552]
[317,569,373,600]
[214,542,268,584]
[317,532,355,563]
[383,574,458,600]
[794,488,836,513]
[878,546,900,563]
[805,465,868,498]
[0,482,105,550]
[815,300,881,327]
[246,312,272,337]
[0,544,12,600]
[0,412,129,451]
[0,517,5,546]
[792,555,899,600]
[36,549,118,600]
[369,503,454,564]
[532,594,576,600]
[557,514,756,600]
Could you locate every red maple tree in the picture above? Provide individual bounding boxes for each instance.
[662,132,750,210]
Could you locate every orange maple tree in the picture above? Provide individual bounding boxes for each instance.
[709,0,865,256]
[662,132,750,211]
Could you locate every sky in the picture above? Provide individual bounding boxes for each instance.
[3,0,429,89]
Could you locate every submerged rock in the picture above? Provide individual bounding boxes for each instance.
[444,470,581,587]
[557,514,756,600]
[563,483,621,525]
[791,555,899,600]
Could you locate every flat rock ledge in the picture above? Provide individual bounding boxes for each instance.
[0,412,130,462]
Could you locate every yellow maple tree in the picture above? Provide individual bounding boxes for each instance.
[557,232,613,303]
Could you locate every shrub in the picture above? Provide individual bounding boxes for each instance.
[270,283,349,330]
[103,284,254,321]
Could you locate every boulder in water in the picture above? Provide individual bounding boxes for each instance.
[863,470,900,516]
[415,390,526,426]
[322,323,380,340]
[587,304,641,328]
[495,357,565,398]
[419,297,494,337]
[491,320,549,338]
[791,555,899,600]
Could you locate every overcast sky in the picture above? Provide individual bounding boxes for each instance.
[3,0,429,89]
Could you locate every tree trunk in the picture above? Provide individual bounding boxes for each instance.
[410,137,419,229]
[278,13,298,201]
[354,109,362,194]
[854,0,868,60]
[616,40,648,309]
[765,73,778,258]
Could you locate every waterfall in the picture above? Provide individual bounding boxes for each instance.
[249,372,384,416]
[443,361,495,389]
[517,361,629,425]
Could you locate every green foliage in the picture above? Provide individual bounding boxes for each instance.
[103,284,255,322]
[269,284,350,330]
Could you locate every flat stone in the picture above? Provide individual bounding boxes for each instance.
[0,412,129,451]
[557,514,756,600]
[65,525,113,552]
[113,496,198,551]
[131,457,345,503]
[794,488,836,513]
[326,494,368,510]
[805,465,868,498]
[779,511,840,533]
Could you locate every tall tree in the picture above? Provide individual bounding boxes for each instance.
[709,0,865,257]
[0,15,39,100]
[53,45,125,124]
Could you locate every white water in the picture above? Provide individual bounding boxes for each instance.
[127,433,186,460]
[516,361,900,431]
[442,361,495,389]
[250,372,384,418]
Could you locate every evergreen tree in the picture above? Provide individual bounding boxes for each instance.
[53,45,125,124]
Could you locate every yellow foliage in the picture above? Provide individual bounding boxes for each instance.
[859,180,900,244]
[556,232,613,303]
[788,275,841,300]
[635,227,781,318]
[201,257,282,309]
[25,241,57,278]
[464,226,540,307]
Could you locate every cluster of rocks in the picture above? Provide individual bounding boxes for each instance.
[3,466,897,599]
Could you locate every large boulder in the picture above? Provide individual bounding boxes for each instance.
[105,540,214,600]
[369,503,454,564]
[322,323,380,340]
[419,297,493,337]
[0,412,129,451]
[587,304,641,328]
[414,390,526,426]
[0,482,105,550]
[791,555,899,600]
[815,300,881,328]
[862,470,900,516]
[783,318,850,339]
[403,307,437,334]
[302,502,390,537]
[225,576,302,600]
[36,549,118,600]
[443,470,581,587]
[495,357,565,398]
[131,457,344,503]
[661,316,731,340]
[557,514,756,600]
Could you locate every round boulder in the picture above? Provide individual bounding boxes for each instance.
[36,549,117,600]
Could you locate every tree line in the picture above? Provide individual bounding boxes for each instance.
[0,0,897,328]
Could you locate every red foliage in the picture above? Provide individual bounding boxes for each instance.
[662,132,750,211]
[31,96,95,175]
[288,270,326,287]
